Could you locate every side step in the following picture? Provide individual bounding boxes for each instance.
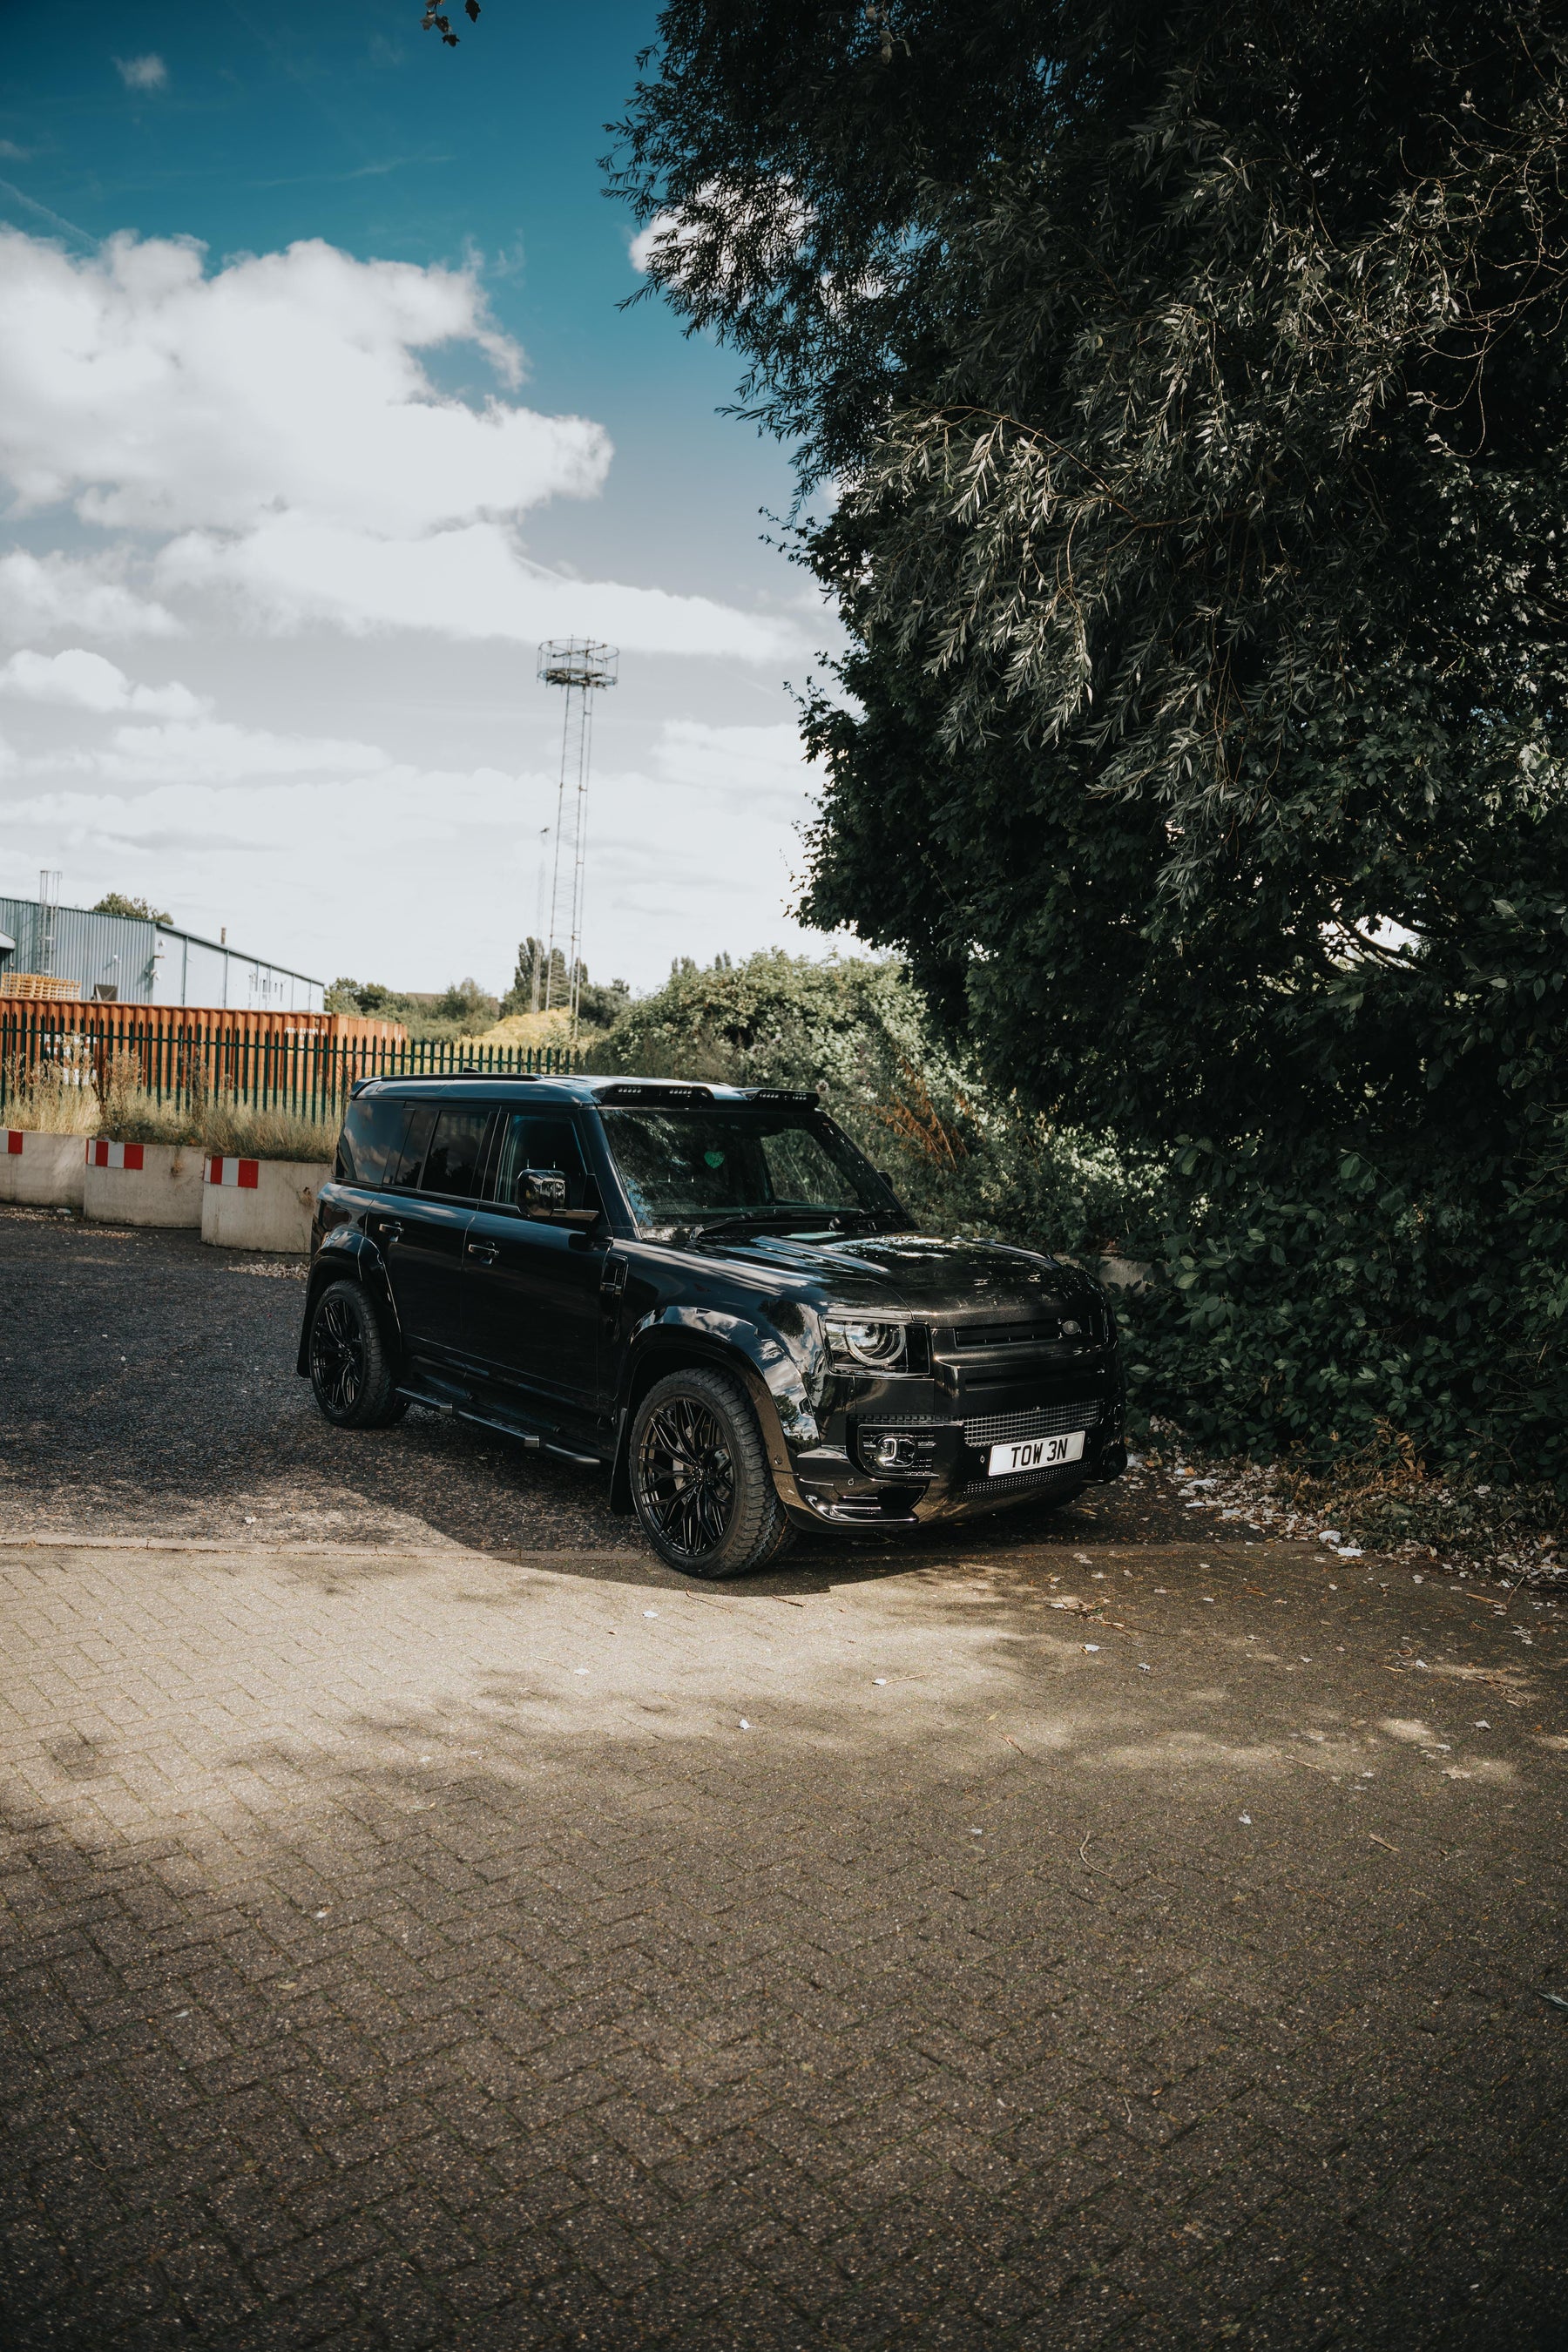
[396,1386,605,1468]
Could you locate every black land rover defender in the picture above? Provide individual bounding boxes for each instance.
[298,1075,1126,1576]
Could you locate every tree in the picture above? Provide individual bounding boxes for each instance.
[614,3,1568,1473]
[498,941,631,1030]
[92,891,172,925]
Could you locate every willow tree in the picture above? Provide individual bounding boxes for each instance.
[612,5,1568,1470]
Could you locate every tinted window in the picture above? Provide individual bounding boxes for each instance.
[335,1096,410,1187]
[388,1103,437,1188]
[420,1108,491,1198]
[599,1109,883,1238]
[494,1112,589,1208]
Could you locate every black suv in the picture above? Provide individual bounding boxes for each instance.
[299,1075,1126,1577]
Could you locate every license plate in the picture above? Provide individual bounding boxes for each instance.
[987,1429,1085,1477]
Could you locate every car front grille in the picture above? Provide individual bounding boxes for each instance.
[964,1462,1088,1498]
[962,1399,1102,1449]
[949,1320,1067,1349]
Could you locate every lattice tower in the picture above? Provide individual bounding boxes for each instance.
[536,640,618,1038]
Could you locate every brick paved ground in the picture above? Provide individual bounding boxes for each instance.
[2,1210,1566,2348]
[2,1531,1565,2349]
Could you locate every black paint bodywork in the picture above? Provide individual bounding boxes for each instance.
[296,1076,1127,1535]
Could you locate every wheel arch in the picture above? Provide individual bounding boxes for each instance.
[295,1234,402,1376]
[609,1327,804,1517]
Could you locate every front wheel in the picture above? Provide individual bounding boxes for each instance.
[308,1280,406,1429]
[630,1367,794,1579]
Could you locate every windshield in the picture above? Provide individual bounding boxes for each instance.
[598,1106,892,1240]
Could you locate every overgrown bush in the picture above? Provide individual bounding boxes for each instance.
[586,949,1172,1261]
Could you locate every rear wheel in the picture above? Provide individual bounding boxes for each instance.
[630,1366,794,1579]
[308,1280,405,1429]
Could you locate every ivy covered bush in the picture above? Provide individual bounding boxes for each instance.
[587,949,1173,1265]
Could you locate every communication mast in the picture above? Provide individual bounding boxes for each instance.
[37,869,60,976]
[537,639,618,1039]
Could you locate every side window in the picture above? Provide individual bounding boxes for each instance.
[335,1096,410,1187]
[388,1103,437,1189]
[420,1108,492,1199]
[493,1112,589,1209]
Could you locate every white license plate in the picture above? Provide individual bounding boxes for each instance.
[987,1429,1085,1477]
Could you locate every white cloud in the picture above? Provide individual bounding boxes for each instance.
[0,226,787,659]
[0,230,601,534]
[629,213,680,274]
[0,646,204,718]
[157,518,793,657]
[0,551,182,641]
[114,55,167,91]
[38,718,391,788]
[0,721,844,991]
[651,718,818,808]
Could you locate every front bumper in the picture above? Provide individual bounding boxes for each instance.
[784,1364,1126,1531]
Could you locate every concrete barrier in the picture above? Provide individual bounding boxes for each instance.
[201,1156,330,1254]
[0,1128,86,1210]
[84,1138,204,1227]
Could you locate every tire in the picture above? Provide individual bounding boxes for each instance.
[630,1366,795,1579]
[307,1280,406,1429]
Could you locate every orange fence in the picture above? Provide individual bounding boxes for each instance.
[0,1010,573,1122]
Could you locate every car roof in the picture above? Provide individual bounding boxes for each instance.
[351,1074,821,1109]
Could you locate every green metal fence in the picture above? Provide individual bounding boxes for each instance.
[0,1011,577,1123]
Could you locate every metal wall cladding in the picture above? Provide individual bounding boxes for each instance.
[0,897,325,1011]
[0,899,156,999]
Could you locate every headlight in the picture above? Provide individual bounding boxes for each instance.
[824,1316,907,1369]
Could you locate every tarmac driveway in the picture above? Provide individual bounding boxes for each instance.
[1,1212,1565,2349]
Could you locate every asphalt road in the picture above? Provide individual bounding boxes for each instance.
[1,1210,1565,2350]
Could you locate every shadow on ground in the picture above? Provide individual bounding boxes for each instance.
[0,1213,1220,1563]
[2,1535,1565,2349]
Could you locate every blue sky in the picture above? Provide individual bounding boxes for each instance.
[0,3,841,995]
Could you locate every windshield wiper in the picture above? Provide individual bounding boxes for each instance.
[693,1208,887,1244]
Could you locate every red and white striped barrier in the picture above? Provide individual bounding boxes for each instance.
[84,1137,203,1226]
[201,1155,329,1254]
[0,1128,87,1207]
[86,1138,145,1170]
[206,1156,260,1189]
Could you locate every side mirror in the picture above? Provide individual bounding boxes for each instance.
[515,1167,602,1229]
[516,1166,568,1216]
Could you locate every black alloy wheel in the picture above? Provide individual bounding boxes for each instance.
[308,1280,405,1429]
[630,1366,794,1578]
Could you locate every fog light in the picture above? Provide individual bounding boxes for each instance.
[875,1434,916,1469]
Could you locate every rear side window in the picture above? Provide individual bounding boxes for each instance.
[335,1096,411,1187]
[493,1112,589,1208]
[420,1107,491,1199]
[388,1104,437,1188]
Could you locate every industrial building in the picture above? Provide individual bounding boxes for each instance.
[0,891,326,1013]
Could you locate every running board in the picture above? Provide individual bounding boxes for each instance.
[396,1385,604,1466]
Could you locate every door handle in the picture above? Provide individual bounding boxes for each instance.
[466,1240,498,1263]
[601,1254,628,1296]
[375,1219,403,1242]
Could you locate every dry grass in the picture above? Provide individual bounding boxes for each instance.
[3,1047,339,1162]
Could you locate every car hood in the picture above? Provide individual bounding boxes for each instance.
[694,1227,1095,1314]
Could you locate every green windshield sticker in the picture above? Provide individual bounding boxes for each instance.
[704,1150,724,1168]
